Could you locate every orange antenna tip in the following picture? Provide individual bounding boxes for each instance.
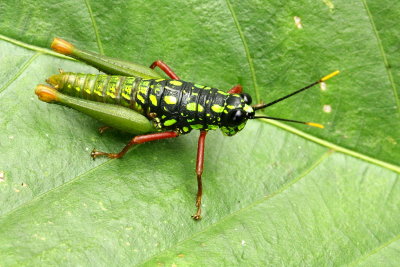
[51,37,74,55]
[306,122,324,129]
[320,70,340,82]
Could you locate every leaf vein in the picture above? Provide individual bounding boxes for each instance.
[260,119,400,173]
[139,149,333,265]
[0,52,40,95]
[361,0,400,113]
[225,0,260,102]
[84,0,104,55]
[348,232,400,266]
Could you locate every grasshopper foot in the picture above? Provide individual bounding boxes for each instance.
[191,213,201,220]
[98,126,111,134]
[91,149,119,159]
[191,201,202,220]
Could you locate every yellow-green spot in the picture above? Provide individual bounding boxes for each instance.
[218,90,228,95]
[122,93,130,100]
[124,86,132,94]
[192,92,198,96]
[95,89,102,96]
[204,86,211,90]
[164,95,177,105]
[238,123,246,131]
[191,124,203,129]
[76,86,81,92]
[150,95,157,106]
[170,80,183,86]
[137,94,145,103]
[194,84,204,88]
[244,105,253,113]
[187,103,197,111]
[67,84,72,88]
[107,91,116,99]
[206,113,211,117]
[183,127,189,132]
[227,105,235,109]
[161,115,166,119]
[139,86,147,94]
[211,104,224,113]
[156,78,165,82]
[164,119,177,126]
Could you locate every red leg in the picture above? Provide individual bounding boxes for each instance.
[150,60,180,80]
[192,130,208,220]
[91,131,179,159]
[227,84,243,94]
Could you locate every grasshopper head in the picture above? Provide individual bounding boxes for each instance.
[220,93,255,136]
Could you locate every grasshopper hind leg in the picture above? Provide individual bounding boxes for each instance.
[149,60,180,80]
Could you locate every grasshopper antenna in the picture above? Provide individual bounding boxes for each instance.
[250,70,339,128]
[252,70,339,110]
[252,116,324,128]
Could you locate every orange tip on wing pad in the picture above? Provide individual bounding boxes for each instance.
[51,38,74,55]
[35,85,59,102]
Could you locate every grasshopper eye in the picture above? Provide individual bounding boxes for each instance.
[240,93,252,105]
[227,109,246,126]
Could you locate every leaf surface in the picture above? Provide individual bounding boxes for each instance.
[0,0,399,265]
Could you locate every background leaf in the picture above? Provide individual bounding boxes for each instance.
[0,0,399,265]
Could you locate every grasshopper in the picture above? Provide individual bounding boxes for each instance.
[35,38,339,219]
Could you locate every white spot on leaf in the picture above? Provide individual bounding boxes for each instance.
[323,105,332,113]
[320,82,327,91]
[294,16,303,29]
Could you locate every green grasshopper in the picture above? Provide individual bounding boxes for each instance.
[35,38,339,220]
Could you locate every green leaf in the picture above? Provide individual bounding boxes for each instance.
[0,0,399,265]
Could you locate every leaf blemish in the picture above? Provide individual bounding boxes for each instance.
[323,0,335,10]
[320,82,327,91]
[294,16,303,29]
[323,104,332,113]
[99,201,108,211]
[0,171,4,182]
